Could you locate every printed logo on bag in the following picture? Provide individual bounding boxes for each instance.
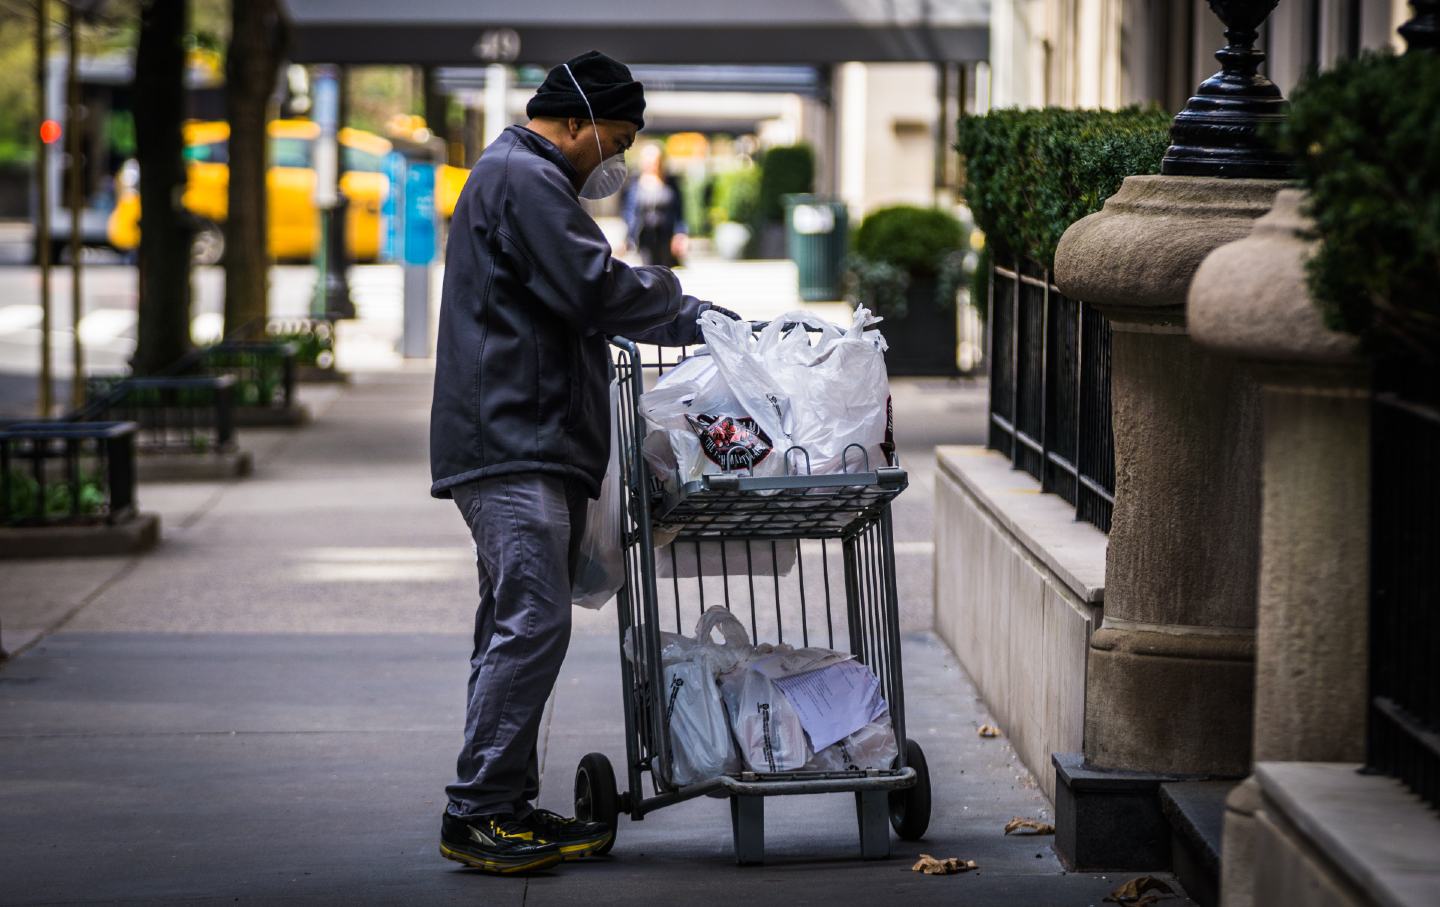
[666,675,685,724]
[685,413,773,470]
[758,701,777,773]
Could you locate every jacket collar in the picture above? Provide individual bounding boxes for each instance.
[507,125,581,191]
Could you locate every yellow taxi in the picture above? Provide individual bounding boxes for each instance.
[107,119,470,263]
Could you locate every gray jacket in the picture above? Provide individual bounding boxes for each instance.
[429,125,708,499]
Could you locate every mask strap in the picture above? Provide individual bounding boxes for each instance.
[562,63,606,161]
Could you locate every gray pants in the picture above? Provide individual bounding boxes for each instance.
[447,473,588,818]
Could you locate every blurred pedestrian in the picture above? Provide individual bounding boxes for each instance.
[428,49,739,875]
[622,143,688,267]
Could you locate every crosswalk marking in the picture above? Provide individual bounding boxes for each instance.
[77,309,136,346]
[0,304,42,333]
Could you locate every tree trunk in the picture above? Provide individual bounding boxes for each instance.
[131,0,190,375]
[223,0,285,339]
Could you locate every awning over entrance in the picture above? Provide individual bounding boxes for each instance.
[281,0,989,66]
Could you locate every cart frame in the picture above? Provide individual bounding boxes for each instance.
[580,329,930,864]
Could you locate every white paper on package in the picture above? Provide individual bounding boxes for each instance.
[768,657,888,751]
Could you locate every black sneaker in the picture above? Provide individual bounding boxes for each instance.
[518,808,614,860]
[439,812,563,874]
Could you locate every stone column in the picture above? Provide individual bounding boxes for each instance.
[1049,176,1282,870]
[1188,189,1369,907]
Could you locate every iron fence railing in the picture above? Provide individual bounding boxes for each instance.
[1368,364,1440,809]
[194,340,298,410]
[78,375,237,455]
[0,421,138,527]
[987,259,1115,532]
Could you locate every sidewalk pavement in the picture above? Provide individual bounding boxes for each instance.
[0,366,1182,905]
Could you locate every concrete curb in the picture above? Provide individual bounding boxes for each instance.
[136,450,254,482]
[0,512,160,559]
[233,406,310,428]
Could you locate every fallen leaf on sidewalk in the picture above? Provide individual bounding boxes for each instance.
[977,724,1001,738]
[1003,817,1055,836]
[911,854,978,875]
[1104,876,1176,904]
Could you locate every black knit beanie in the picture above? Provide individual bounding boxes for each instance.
[526,50,645,129]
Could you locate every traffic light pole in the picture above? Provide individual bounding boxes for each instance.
[310,64,353,320]
[35,0,52,417]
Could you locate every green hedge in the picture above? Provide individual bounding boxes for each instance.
[1275,51,1440,357]
[756,144,815,223]
[955,107,1171,265]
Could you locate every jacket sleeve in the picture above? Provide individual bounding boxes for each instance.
[624,293,709,346]
[498,162,704,342]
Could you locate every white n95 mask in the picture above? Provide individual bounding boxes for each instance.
[564,63,629,200]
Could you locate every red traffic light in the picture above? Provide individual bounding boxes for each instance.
[39,120,62,144]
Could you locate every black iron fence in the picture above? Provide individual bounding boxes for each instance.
[0,421,138,527]
[78,375,237,455]
[1368,366,1440,809]
[987,259,1115,532]
[194,340,297,410]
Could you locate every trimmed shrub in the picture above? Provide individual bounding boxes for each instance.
[710,166,760,226]
[756,144,815,223]
[1274,51,1440,358]
[853,205,966,277]
[845,205,969,318]
[955,107,1171,265]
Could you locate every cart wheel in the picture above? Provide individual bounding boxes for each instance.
[889,738,931,841]
[574,752,619,855]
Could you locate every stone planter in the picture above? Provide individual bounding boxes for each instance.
[877,277,958,377]
[713,222,751,261]
[751,221,787,259]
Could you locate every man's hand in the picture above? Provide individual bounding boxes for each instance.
[705,304,743,321]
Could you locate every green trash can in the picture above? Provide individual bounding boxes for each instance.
[783,194,849,302]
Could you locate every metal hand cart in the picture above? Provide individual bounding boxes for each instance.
[571,329,932,865]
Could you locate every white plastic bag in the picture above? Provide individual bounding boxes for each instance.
[571,381,625,610]
[638,317,792,488]
[720,642,899,774]
[664,659,736,785]
[625,607,752,786]
[805,710,900,772]
[718,661,811,773]
[752,308,892,476]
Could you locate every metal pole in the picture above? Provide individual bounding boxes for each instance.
[483,63,510,146]
[35,0,52,418]
[66,2,84,410]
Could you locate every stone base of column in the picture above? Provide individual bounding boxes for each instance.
[1085,622,1257,777]
[1052,752,1193,870]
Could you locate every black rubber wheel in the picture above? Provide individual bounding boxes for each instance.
[889,738,932,840]
[574,751,619,856]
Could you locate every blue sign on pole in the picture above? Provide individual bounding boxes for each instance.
[403,162,437,266]
[381,151,405,263]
